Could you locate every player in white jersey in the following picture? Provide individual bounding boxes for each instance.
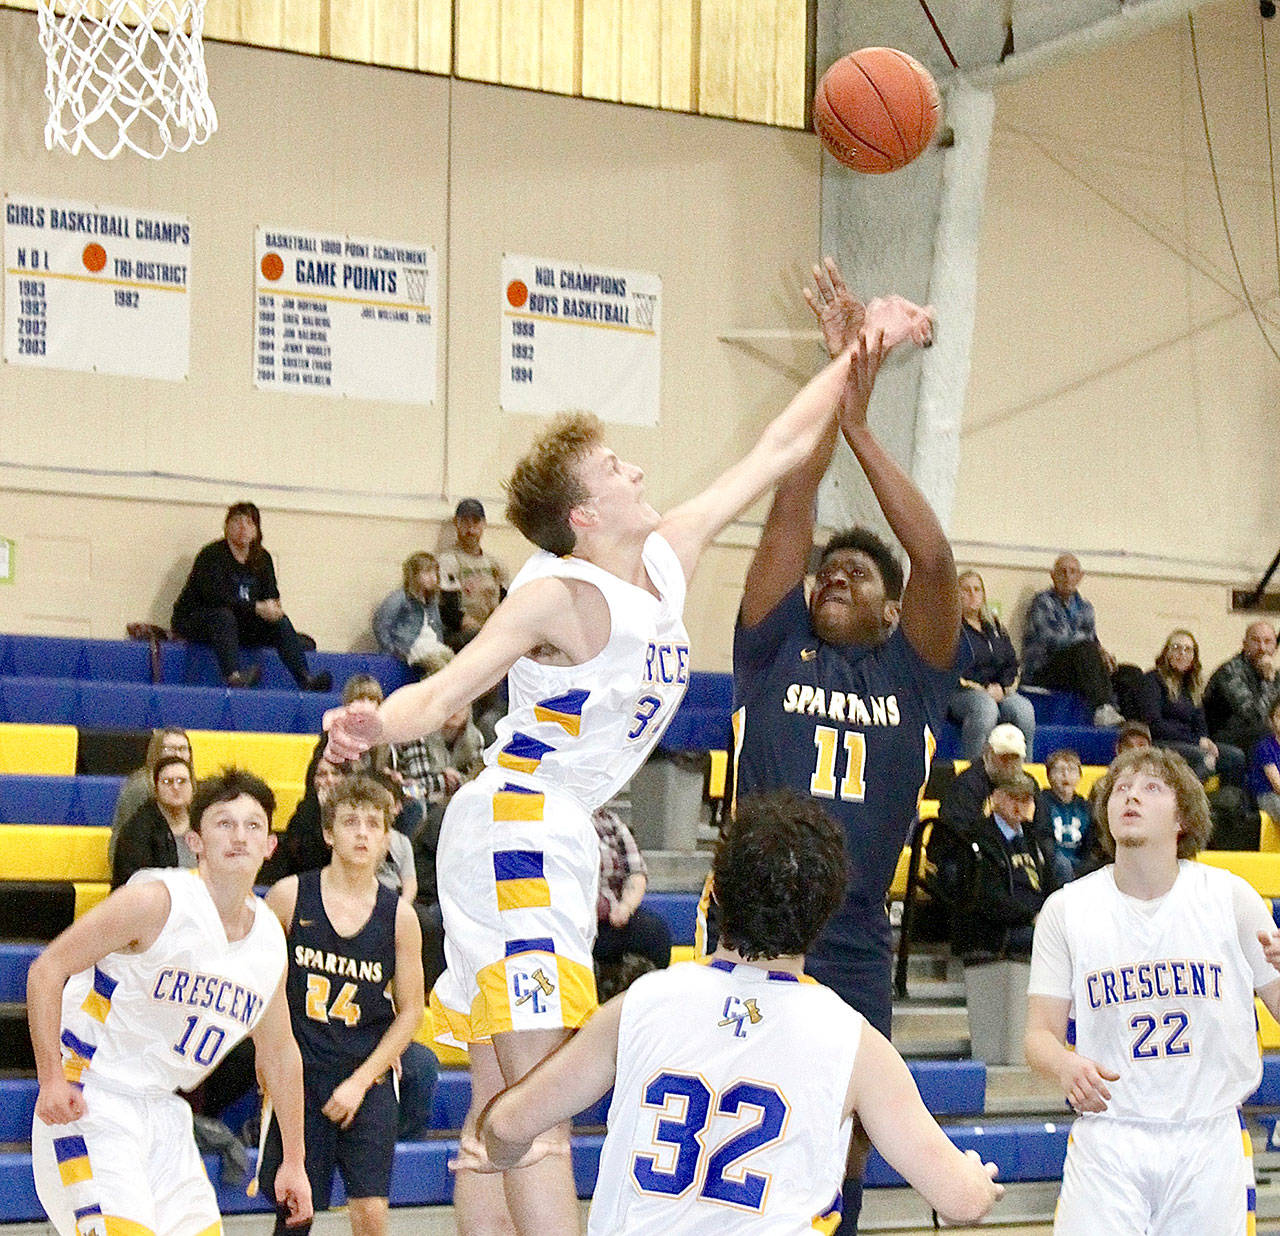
[1026,746,1280,1235]
[323,307,927,1235]
[27,769,312,1236]
[452,789,1002,1232]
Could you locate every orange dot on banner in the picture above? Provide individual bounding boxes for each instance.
[261,252,284,281]
[82,243,107,273]
[506,280,528,309]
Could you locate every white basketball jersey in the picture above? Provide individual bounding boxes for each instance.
[1051,862,1262,1122]
[589,960,861,1235]
[488,531,690,810]
[59,868,286,1093]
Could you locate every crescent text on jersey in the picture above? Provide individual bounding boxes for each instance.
[151,967,265,1027]
[1085,958,1224,1010]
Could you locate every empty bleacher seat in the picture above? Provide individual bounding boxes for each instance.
[0,724,78,776]
[1033,724,1116,765]
[0,826,110,882]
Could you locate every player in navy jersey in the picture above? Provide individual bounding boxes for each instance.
[260,775,424,1236]
[710,258,960,1231]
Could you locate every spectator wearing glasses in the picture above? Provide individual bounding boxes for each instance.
[111,755,196,888]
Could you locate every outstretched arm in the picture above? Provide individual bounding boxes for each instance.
[850,1025,1002,1224]
[326,575,599,759]
[836,331,959,670]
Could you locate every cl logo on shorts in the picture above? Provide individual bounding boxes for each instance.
[513,968,555,1012]
[717,995,763,1038]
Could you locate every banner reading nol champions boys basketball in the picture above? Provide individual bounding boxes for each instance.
[3,193,190,381]
[500,254,662,427]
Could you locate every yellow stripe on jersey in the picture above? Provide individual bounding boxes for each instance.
[496,752,542,774]
[495,877,551,910]
[428,988,476,1047]
[190,1222,221,1236]
[80,990,110,1023]
[103,1216,157,1236]
[63,1054,89,1084]
[533,707,581,735]
[492,791,545,822]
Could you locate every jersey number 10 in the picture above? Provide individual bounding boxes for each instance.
[810,726,867,802]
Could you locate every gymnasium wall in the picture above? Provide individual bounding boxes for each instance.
[2,3,1278,678]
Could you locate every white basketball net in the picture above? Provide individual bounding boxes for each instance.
[37,0,217,159]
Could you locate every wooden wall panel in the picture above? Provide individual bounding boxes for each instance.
[0,0,805,126]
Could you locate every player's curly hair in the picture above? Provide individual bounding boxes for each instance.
[190,767,276,832]
[321,773,396,834]
[504,411,604,556]
[713,791,848,961]
[1091,746,1213,859]
[819,527,904,602]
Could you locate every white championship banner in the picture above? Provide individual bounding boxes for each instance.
[254,227,436,404]
[3,194,190,381]
[500,254,661,426]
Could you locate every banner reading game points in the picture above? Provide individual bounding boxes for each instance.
[254,226,436,404]
[3,193,190,380]
[500,254,661,426]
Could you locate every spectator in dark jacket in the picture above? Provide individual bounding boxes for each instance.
[939,724,1052,848]
[170,501,332,691]
[1136,629,1244,784]
[1204,622,1280,756]
[948,570,1036,760]
[111,755,196,888]
[932,771,1055,963]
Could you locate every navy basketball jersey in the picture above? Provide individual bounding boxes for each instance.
[732,585,955,919]
[286,869,399,1072]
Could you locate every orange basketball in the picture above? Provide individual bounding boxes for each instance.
[814,47,940,173]
[260,252,284,281]
[82,242,107,273]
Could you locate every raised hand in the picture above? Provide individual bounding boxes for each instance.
[322,700,384,763]
[838,327,888,435]
[803,256,866,358]
[863,293,934,350]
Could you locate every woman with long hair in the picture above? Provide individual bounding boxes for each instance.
[947,570,1036,760]
[1136,629,1245,784]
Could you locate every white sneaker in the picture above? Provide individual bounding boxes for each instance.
[1093,703,1124,727]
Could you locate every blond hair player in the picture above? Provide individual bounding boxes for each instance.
[1026,746,1280,1234]
[27,769,312,1236]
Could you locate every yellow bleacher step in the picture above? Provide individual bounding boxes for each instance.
[189,730,317,787]
[74,882,110,917]
[0,724,78,776]
[1196,852,1280,898]
[0,825,109,882]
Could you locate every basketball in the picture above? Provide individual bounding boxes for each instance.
[813,47,940,173]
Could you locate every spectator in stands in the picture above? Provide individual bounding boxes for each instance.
[1249,698,1280,824]
[948,570,1036,760]
[170,501,333,692]
[278,747,343,877]
[1136,629,1245,784]
[1021,553,1122,727]
[933,772,1055,963]
[437,499,509,648]
[108,726,191,864]
[372,552,457,672]
[593,806,672,981]
[1205,621,1280,758]
[337,675,426,840]
[1041,748,1093,884]
[938,724,1050,845]
[395,703,485,811]
[1116,720,1152,753]
[111,754,195,888]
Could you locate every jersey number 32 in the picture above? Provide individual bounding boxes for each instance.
[631,1071,789,1212]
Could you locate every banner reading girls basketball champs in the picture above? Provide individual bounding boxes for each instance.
[254,226,436,404]
[500,254,662,427]
[3,193,190,380]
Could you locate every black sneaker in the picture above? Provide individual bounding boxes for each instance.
[226,665,262,688]
[303,670,333,693]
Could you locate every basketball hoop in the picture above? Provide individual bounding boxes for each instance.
[37,0,217,159]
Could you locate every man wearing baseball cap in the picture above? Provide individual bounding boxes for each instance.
[938,723,1049,841]
[437,499,510,647]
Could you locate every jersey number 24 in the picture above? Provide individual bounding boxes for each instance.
[631,1071,789,1212]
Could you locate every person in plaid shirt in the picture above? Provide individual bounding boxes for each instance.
[592,807,671,979]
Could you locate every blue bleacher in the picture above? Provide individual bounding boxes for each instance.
[0,944,40,1002]
[0,775,123,825]
[656,671,732,753]
[1033,724,1117,765]
[866,1120,1072,1187]
[0,633,414,697]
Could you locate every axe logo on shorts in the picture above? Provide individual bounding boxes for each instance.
[512,967,556,1014]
